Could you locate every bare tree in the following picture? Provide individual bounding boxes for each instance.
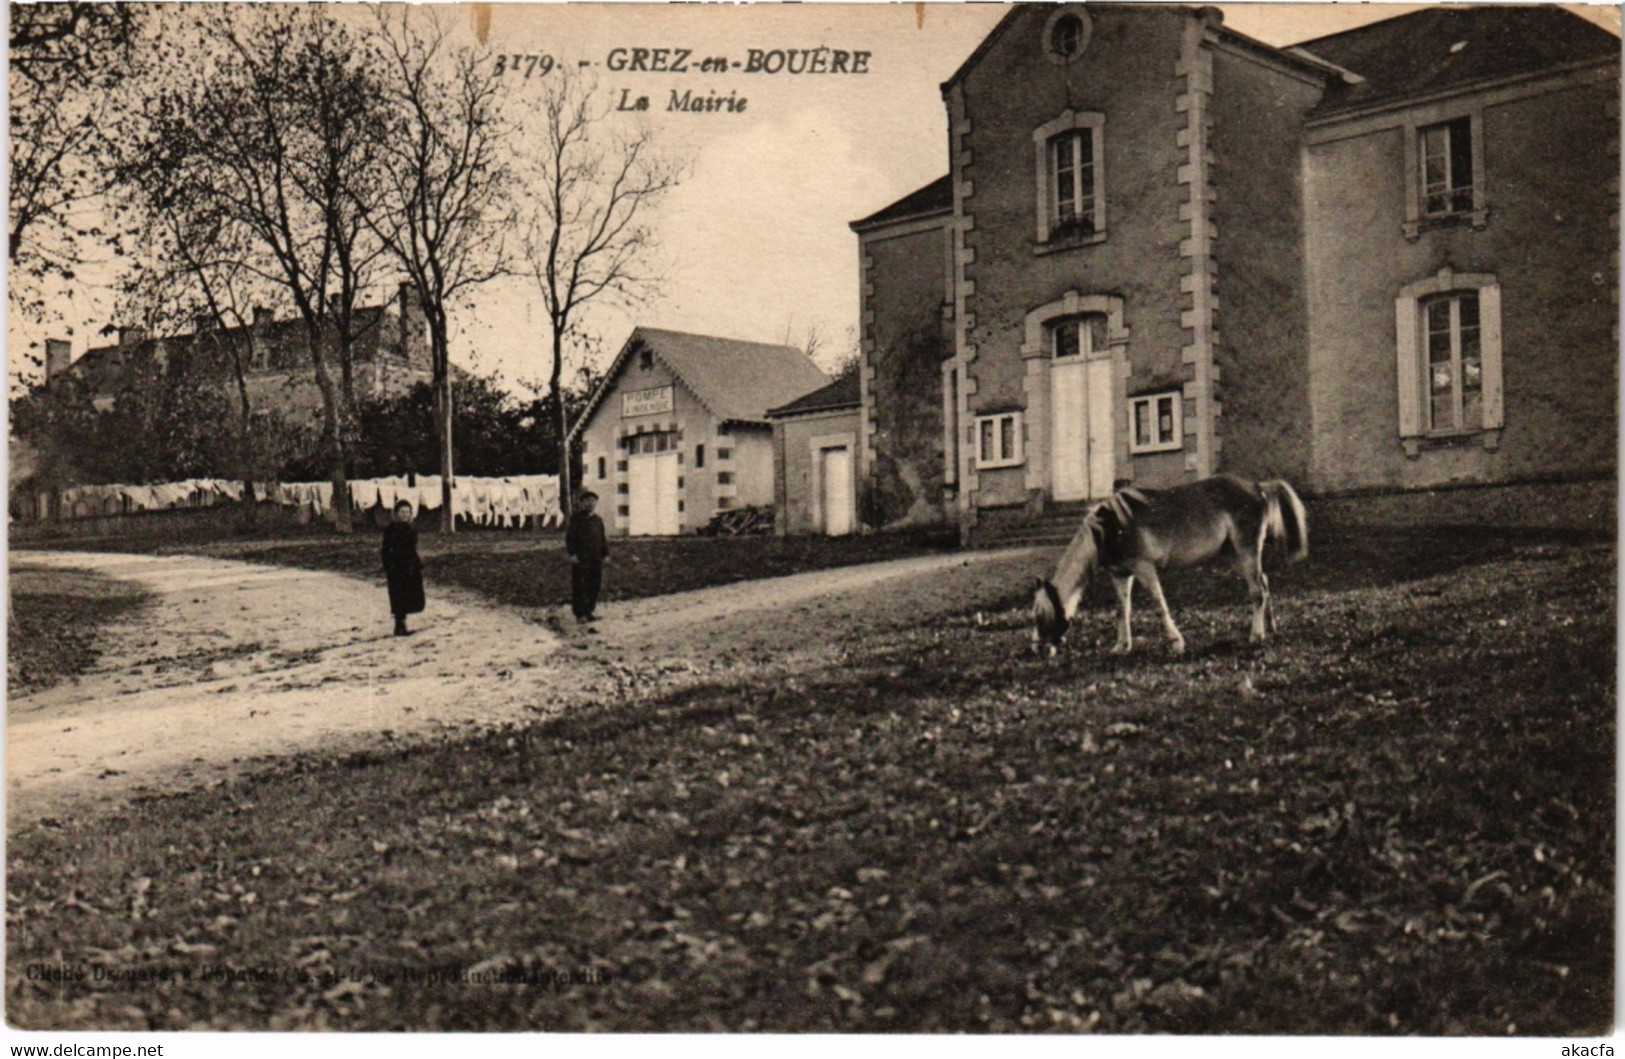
[518,69,683,517]
[8,3,141,358]
[9,4,138,267]
[117,199,281,525]
[123,6,387,533]
[366,8,514,533]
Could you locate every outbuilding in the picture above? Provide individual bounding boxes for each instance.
[569,327,830,536]
[766,372,862,536]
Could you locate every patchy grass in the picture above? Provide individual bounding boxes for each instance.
[6,527,1613,1033]
[20,526,960,610]
[7,566,152,696]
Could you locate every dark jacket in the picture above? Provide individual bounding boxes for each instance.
[566,510,610,564]
[381,522,425,616]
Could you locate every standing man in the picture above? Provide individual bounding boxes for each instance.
[566,489,609,623]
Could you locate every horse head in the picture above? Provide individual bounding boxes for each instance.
[1031,577,1070,657]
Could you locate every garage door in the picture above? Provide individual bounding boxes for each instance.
[627,451,680,536]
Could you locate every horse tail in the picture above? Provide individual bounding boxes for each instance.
[1260,479,1309,562]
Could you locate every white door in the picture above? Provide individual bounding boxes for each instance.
[1051,356,1115,501]
[628,452,681,536]
[1086,357,1115,497]
[1052,359,1088,501]
[654,451,680,535]
[821,446,853,536]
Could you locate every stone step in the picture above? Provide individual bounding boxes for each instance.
[965,498,1105,549]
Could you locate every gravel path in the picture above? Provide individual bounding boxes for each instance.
[8,546,1047,822]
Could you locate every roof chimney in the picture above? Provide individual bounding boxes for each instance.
[117,326,145,349]
[44,339,71,384]
[253,306,274,329]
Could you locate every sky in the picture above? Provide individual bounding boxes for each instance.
[14,2,1622,395]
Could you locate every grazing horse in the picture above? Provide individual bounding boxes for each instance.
[1031,474,1308,657]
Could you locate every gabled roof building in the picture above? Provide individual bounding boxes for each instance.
[766,372,863,537]
[850,4,1617,540]
[569,326,829,535]
[47,283,433,418]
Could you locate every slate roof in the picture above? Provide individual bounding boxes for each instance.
[936,5,1615,126]
[765,371,861,418]
[570,327,830,442]
[1295,5,1619,120]
[850,174,954,232]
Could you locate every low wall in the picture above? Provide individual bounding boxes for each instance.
[1308,476,1616,535]
[9,502,304,545]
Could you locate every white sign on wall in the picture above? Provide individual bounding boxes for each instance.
[623,385,674,418]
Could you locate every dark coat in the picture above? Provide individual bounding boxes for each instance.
[381,522,425,616]
[566,510,609,564]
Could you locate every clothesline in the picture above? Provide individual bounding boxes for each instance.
[49,474,564,529]
[57,478,247,518]
[278,474,564,529]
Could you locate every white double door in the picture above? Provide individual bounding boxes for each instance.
[1051,356,1115,502]
[627,451,680,536]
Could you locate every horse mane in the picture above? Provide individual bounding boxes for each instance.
[1084,485,1149,554]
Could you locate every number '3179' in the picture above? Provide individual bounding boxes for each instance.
[494,54,555,77]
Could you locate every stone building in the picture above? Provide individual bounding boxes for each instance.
[853,4,1618,539]
[766,372,862,537]
[569,327,829,536]
[48,283,433,419]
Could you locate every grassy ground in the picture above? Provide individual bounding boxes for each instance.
[6,526,1614,1032]
[19,524,960,610]
[7,566,152,696]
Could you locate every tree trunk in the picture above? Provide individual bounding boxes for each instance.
[551,326,573,521]
[231,348,258,531]
[306,324,352,534]
[433,323,455,535]
[240,479,259,529]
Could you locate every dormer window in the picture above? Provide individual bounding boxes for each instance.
[1404,110,1487,239]
[1421,117,1473,217]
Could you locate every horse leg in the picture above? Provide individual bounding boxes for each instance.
[1110,573,1135,654]
[1234,549,1270,643]
[1136,562,1186,656]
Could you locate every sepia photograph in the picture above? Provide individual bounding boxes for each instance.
[4,0,1618,1043]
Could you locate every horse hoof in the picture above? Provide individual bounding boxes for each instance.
[1169,641,1186,656]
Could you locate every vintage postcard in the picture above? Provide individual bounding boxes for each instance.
[6,2,1618,1051]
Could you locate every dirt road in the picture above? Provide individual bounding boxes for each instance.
[8,546,1046,822]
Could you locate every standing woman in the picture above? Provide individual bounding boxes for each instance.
[381,500,425,636]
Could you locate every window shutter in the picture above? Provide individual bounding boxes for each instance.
[1479,283,1504,430]
[1394,294,1422,437]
